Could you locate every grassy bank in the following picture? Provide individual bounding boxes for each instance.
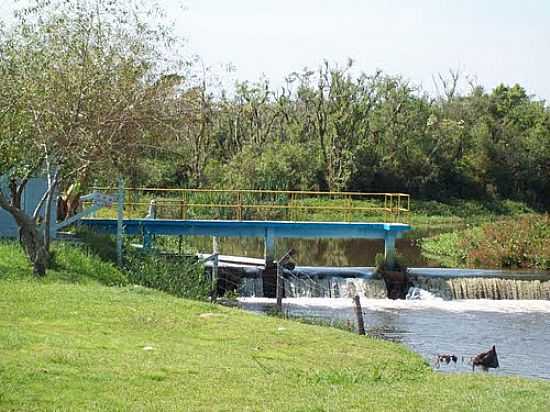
[422,215,550,270]
[1,243,550,411]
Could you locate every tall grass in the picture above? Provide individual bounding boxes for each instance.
[0,241,127,286]
[124,250,210,300]
[1,232,210,300]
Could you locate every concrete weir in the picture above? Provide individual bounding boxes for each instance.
[81,219,411,296]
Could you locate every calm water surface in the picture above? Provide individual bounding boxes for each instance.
[186,236,429,266]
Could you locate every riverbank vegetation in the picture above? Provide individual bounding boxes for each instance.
[1,0,549,275]
[0,238,210,300]
[1,247,549,411]
[422,214,550,270]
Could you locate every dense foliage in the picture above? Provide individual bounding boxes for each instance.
[1,1,549,210]
[96,63,550,210]
[422,215,550,270]
[124,250,211,300]
[0,1,549,276]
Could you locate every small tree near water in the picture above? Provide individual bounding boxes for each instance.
[0,0,187,275]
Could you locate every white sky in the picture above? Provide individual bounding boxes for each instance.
[174,0,550,101]
[2,0,549,100]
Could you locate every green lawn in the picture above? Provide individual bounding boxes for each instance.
[1,244,549,411]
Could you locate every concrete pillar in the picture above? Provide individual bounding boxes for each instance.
[263,228,275,267]
[262,228,277,298]
[384,232,396,266]
[143,230,153,250]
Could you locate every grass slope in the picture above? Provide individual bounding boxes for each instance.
[1,244,549,411]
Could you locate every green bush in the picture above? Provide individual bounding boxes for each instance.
[206,143,324,191]
[76,227,118,263]
[76,230,210,300]
[422,214,550,269]
[124,250,210,300]
[51,243,128,286]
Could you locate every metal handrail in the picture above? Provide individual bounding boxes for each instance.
[89,187,411,223]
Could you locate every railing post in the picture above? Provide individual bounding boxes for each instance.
[91,179,99,218]
[384,194,388,222]
[397,195,401,220]
[237,191,242,220]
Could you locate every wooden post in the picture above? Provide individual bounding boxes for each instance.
[275,249,296,312]
[276,261,283,312]
[353,295,366,335]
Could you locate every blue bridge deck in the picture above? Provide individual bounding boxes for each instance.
[82,219,409,238]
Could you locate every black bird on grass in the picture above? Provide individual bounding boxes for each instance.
[472,345,499,372]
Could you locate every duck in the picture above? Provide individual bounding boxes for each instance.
[438,354,458,364]
[434,354,458,368]
[472,345,499,372]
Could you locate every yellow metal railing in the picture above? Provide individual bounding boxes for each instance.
[90,187,410,223]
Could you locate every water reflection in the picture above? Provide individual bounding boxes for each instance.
[185,236,430,267]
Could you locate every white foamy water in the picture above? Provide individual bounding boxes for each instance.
[239,296,550,380]
[240,297,550,313]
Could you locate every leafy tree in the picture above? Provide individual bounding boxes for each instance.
[0,0,187,274]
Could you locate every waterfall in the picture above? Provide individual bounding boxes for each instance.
[238,275,386,298]
[239,277,263,297]
[413,276,550,300]
[239,268,550,300]
[284,277,387,299]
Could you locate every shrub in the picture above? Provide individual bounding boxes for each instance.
[422,214,550,270]
[76,227,118,263]
[51,243,128,286]
[124,250,210,300]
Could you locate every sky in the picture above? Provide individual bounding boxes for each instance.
[2,0,549,100]
[172,0,550,100]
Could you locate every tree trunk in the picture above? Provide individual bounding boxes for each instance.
[0,193,49,276]
[43,175,59,253]
[20,218,49,277]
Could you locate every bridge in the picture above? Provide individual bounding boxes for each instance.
[80,187,411,265]
[0,181,412,298]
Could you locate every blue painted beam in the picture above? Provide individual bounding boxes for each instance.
[81,219,410,240]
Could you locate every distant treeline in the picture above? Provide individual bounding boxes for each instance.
[118,63,549,209]
[1,1,547,209]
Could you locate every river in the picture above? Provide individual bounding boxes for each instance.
[188,235,550,380]
[240,297,550,380]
